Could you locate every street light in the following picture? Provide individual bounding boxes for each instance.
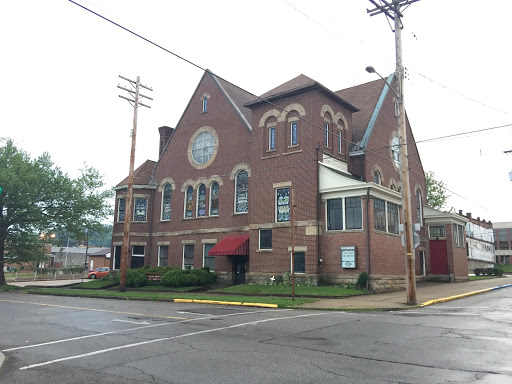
[366,65,417,305]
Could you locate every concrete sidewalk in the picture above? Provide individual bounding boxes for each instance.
[298,276,512,310]
[8,279,83,287]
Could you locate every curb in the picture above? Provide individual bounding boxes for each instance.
[420,283,512,307]
[173,298,278,308]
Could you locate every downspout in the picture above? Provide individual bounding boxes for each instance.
[148,188,154,266]
[316,146,322,271]
[365,187,371,290]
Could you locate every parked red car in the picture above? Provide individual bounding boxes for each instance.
[87,267,110,279]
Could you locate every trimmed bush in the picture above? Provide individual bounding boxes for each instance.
[474,268,483,276]
[115,268,148,287]
[356,272,368,289]
[161,268,216,288]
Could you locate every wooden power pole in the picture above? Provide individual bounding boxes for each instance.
[117,75,153,292]
[367,0,420,305]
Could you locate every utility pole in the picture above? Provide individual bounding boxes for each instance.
[118,75,153,292]
[367,0,420,305]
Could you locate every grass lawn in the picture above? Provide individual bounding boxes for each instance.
[214,284,366,296]
[0,285,24,292]
[20,288,315,308]
[71,279,118,289]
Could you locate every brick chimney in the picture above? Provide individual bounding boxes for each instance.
[466,212,472,219]
[158,126,174,157]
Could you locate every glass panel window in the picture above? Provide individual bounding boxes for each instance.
[183,244,194,269]
[192,131,215,165]
[117,198,125,222]
[259,229,272,250]
[293,252,305,274]
[235,171,249,213]
[197,184,206,217]
[454,224,464,246]
[387,202,399,234]
[269,127,276,150]
[291,122,298,146]
[133,198,148,222]
[185,186,194,218]
[374,198,386,231]
[161,183,172,221]
[374,171,381,185]
[204,243,215,271]
[210,181,219,216]
[131,245,145,268]
[158,245,168,267]
[346,197,362,229]
[391,136,400,167]
[324,123,329,147]
[202,97,207,113]
[416,190,422,223]
[337,130,342,153]
[429,225,446,238]
[327,198,343,230]
[276,187,290,222]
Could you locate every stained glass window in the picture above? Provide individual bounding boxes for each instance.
[117,198,125,222]
[374,198,386,231]
[161,183,172,221]
[192,131,215,164]
[185,186,194,218]
[387,202,399,234]
[269,127,275,150]
[391,136,400,167]
[197,184,206,217]
[235,171,248,213]
[133,198,147,222]
[291,122,298,146]
[294,252,305,273]
[276,187,290,222]
[210,181,219,216]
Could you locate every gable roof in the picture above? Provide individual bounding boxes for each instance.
[336,75,393,149]
[245,74,359,112]
[115,160,157,188]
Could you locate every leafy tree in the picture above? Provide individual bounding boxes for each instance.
[425,171,449,210]
[0,138,113,285]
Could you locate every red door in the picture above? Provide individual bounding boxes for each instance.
[429,240,448,275]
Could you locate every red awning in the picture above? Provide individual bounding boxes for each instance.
[208,234,250,256]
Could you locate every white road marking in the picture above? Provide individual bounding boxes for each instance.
[2,308,289,352]
[19,312,327,370]
[112,319,150,325]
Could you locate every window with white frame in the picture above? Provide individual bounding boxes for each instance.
[202,96,208,113]
[276,187,290,222]
[235,170,248,213]
[259,229,272,250]
[197,184,206,217]
[291,121,298,146]
[416,189,422,223]
[293,252,305,274]
[133,198,148,222]
[117,198,126,222]
[203,243,215,271]
[183,244,194,269]
[131,245,145,268]
[269,126,276,151]
[158,245,168,267]
[454,224,464,247]
[185,186,194,218]
[161,183,172,221]
[374,198,386,232]
[209,181,219,216]
[387,202,399,234]
[328,197,362,231]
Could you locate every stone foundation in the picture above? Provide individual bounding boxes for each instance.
[468,259,494,272]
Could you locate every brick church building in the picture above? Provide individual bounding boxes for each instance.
[111,70,465,291]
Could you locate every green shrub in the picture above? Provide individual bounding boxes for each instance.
[114,268,148,287]
[282,271,291,286]
[161,268,216,288]
[356,272,368,289]
[493,268,504,276]
[474,268,483,276]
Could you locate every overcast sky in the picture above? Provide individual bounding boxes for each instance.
[1,0,511,222]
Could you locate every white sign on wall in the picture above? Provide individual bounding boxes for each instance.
[341,246,357,269]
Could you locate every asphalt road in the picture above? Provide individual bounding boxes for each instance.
[0,290,511,384]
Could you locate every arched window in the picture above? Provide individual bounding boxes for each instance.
[391,136,400,167]
[202,96,208,113]
[374,171,381,185]
[185,186,194,218]
[235,170,248,213]
[210,181,219,216]
[197,184,206,217]
[416,189,423,222]
[161,183,172,221]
